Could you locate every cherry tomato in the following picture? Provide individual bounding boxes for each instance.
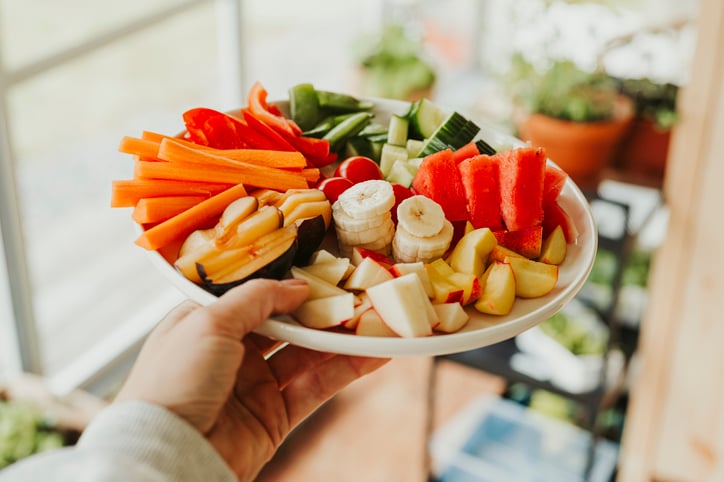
[389,183,414,223]
[318,176,354,204]
[333,156,384,184]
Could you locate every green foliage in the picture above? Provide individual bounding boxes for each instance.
[613,77,679,130]
[539,310,608,356]
[353,23,436,100]
[508,54,621,122]
[0,400,65,469]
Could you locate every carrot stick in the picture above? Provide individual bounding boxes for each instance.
[299,168,320,184]
[134,159,309,191]
[118,136,162,160]
[111,179,234,207]
[157,137,307,169]
[135,183,248,251]
[132,195,208,224]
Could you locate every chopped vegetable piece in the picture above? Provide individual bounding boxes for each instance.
[110,179,233,208]
[157,138,307,169]
[132,195,209,224]
[135,183,248,250]
[134,159,309,191]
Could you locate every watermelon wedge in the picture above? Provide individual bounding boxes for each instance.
[543,201,579,243]
[457,154,504,231]
[493,225,543,259]
[411,149,468,222]
[498,147,546,232]
[543,163,568,206]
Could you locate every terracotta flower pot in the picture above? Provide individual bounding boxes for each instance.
[516,96,635,191]
[615,116,671,182]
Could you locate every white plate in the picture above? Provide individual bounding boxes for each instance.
[139,98,597,357]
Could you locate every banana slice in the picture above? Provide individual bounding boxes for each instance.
[333,203,391,233]
[392,220,453,264]
[396,195,445,237]
[336,180,395,219]
[336,217,394,246]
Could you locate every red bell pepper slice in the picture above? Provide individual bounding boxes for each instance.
[183,108,250,149]
[247,81,302,136]
[241,109,297,152]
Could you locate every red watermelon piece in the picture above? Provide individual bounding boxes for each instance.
[457,154,504,231]
[493,225,543,259]
[543,163,568,206]
[451,141,480,165]
[543,201,579,243]
[411,149,468,222]
[498,147,546,232]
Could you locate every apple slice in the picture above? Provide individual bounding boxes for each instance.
[432,302,470,333]
[343,292,373,330]
[301,256,352,285]
[343,257,395,291]
[505,255,558,298]
[366,273,436,338]
[309,249,338,265]
[216,196,260,236]
[390,262,434,298]
[351,246,394,268]
[355,309,399,337]
[447,227,497,277]
[448,272,482,305]
[474,261,516,315]
[290,266,349,299]
[488,244,525,263]
[293,292,356,329]
[425,264,464,304]
[538,225,567,265]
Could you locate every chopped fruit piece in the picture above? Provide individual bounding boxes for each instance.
[432,303,470,333]
[475,261,516,315]
[505,255,559,298]
[343,257,395,291]
[366,273,437,337]
[538,225,567,265]
[498,147,546,231]
[447,227,497,278]
[411,149,468,222]
[355,309,399,337]
[293,292,356,329]
[493,225,544,259]
[457,154,504,231]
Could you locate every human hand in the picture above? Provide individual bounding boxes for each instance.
[115,278,389,481]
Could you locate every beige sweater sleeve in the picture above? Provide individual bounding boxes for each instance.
[0,401,236,482]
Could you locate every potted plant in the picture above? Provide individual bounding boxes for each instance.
[612,77,678,182]
[507,55,635,191]
[351,22,437,102]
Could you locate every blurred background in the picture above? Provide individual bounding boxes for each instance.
[0,0,710,480]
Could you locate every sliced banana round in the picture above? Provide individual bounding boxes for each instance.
[336,217,394,246]
[333,202,391,233]
[392,220,453,264]
[396,195,446,237]
[336,180,395,219]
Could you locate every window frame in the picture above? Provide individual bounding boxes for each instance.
[0,0,244,396]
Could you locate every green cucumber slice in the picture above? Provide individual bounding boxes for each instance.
[418,112,480,157]
[379,144,409,177]
[387,114,409,147]
[407,98,447,140]
[316,91,374,112]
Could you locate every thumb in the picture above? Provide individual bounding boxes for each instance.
[200,278,309,340]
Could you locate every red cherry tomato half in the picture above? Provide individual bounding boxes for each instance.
[317,176,354,204]
[333,156,384,184]
[390,182,414,223]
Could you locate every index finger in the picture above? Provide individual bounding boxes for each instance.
[200,278,309,340]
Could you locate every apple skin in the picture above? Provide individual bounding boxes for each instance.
[198,239,298,296]
[293,214,328,266]
[351,246,395,268]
